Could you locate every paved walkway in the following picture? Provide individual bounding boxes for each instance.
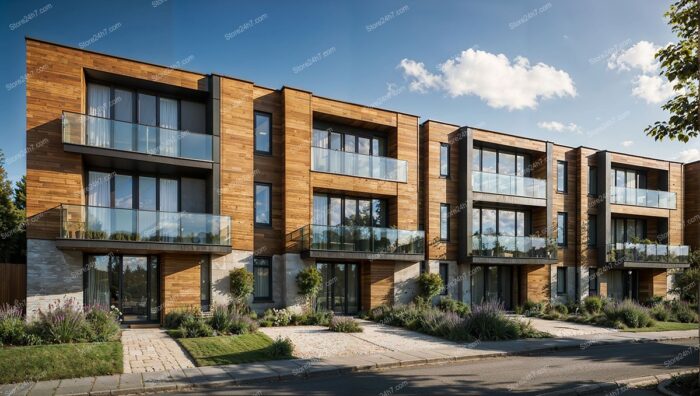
[122,329,195,373]
[511,315,619,337]
[2,329,696,396]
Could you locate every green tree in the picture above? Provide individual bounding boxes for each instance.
[229,267,254,314]
[417,272,444,304]
[296,266,323,312]
[14,176,25,211]
[0,151,24,263]
[645,0,699,142]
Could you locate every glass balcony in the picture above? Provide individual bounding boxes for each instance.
[606,243,689,264]
[472,235,556,259]
[610,186,677,209]
[300,225,424,255]
[62,112,213,161]
[59,204,230,245]
[472,171,546,199]
[311,146,408,182]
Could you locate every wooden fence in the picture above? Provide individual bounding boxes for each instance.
[0,263,26,306]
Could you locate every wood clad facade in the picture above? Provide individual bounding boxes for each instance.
[684,161,700,251]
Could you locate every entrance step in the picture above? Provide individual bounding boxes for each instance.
[128,323,160,329]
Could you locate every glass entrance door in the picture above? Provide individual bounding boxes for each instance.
[121,256,148,322]
[471,265,515,310]
[316,263,359,314]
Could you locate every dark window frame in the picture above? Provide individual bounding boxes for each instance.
[557,212,568,247]
[254,182,272,227]
[587,215,597,247]
[312,193,389,228]
[253,256,273,302]
[440,143,450,178]
[439,263,449,295]
[588,268,598,296]
[472,145,532,176]
[440,203,450,241]
[254,111,273,155]
[200,256,211,312]
[557,267,567,295]
[588,166,598,196]
[557,160,568,193]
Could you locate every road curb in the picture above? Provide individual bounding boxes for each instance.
[537,369,699,396]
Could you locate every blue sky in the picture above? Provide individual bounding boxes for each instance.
[0,0,695,183]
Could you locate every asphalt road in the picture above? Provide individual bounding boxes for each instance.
[168,339,699,395]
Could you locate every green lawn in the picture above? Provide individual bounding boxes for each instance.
[176,332,292,366]
[0,342,122,384]
[623,321,699,332]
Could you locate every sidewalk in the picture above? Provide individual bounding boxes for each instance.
[1,329,696,396]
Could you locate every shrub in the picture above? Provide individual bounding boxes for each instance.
[671,301,698,323]
[550,303,568,315]
[650,304,671,322]
[261,308,293,327]
[296,267,323,312]
[436,297,470,316]
[329,317,363,333]
[229,316,259,334]
[0,303,28,346]
[417,273,444,302]
[230,268,254,314]
[463,300,519,341]
[84,306,120,342]
[583,296,603,314]
[292,310,333,326]
[174,317,213,338]
[603,299,653,328]
[523,300,544,316]
[35,299,90,343]
[209,305,236,333]
[164,307,200,329]
[268,336,294,358]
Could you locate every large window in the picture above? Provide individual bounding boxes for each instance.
[612,218,647,243]
[254,112,272,154]
[557,267,567,295]
[472,146,530,176]
[557,161,567,192]
[611,168,647,189]
[588,167,598,196]
[255,183,272,226]
[312,123,386,157]
[557,212,567,246]
[440,143,450,177]
[253,257,272,301]
[472,208,529,236]
[440,204,450,241]
[87,170,188,212]
[200,257,211,312]
[588,215,597,247]
[439,263,449,295]
[312,194,387,227]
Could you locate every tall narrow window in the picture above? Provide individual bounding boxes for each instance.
[200,257,211,312]
[557,267,567,295]
[440,204,450,241]
[440,143,450,177]
[87,84,111,148]
[439,263,449,295]
[254,112,272,154]
[588,215,597,247]
[255,183,272,226]
[253,257,272,301]
[557,212,567,246]
[588,268,598,296]
[588,167,598,196]
[557,161,567,192]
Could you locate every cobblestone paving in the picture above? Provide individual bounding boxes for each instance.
[121,329,195,373]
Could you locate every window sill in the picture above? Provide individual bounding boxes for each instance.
[253,298,274,303]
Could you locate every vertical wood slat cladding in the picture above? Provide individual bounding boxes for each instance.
[282,88,312,243]
[522,264,549,302]
[684,161,700,251]
[578,148,599,271]
[25,39,206,239]
[421,121,460,260]
[651,269,667,297]
[253,87,284,255]
[220,77,255,251]
[0,264,26,306]
[161,254,201,316]
[551,145,578,267]
[396,114,420,230]
[360,262,394,310]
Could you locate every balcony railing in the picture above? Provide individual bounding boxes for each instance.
[311,146,408,182]
[62,112,213,161]
[299,224,424,255]
[472,171,546,199]
[472,235,557,259]
[606,243,689,264]
[610,186,677,209]
[59,204,230,245]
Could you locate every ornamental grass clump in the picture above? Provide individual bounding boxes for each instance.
[603,299,654,329]
[328,316,363,333]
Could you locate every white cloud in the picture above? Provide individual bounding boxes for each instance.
[677,148,700,163]
[537,121,581,134]
[398,49,576,110]
[607,40,660,73]
[632,75,676,104]
[621,140,634,147]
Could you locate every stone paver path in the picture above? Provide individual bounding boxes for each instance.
[259,319,459,358]
[121,329,195,373]
[511,315,618,337]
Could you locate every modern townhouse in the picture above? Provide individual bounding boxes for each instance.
[24,38,693,325]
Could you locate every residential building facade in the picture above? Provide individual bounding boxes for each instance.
[24,38,692,324]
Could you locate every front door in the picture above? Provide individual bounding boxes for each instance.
[471,265,516,310]
[316,263,359,314]
[121,256,149,322]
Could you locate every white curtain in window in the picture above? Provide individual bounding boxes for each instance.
[87,84,111,148]
[87,172,112,237]
[159,98,179,156]
[159,178,179,242]
[86,256,110,307]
